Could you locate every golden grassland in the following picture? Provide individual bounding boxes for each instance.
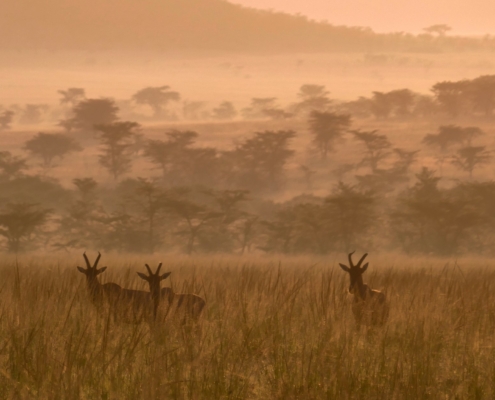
[1,253,495,399]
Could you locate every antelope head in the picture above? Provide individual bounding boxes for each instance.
[77,252,107,293]
[339,251,369,298]
[137,263,171,300]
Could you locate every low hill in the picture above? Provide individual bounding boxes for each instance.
[1,0,495,53]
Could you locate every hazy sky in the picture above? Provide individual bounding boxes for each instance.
[229,0,495,35]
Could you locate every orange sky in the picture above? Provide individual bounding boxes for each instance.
[229,0,495,35]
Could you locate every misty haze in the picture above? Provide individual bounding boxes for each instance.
[1,0,495,398]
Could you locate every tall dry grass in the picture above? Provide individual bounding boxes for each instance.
[1,254,495,399]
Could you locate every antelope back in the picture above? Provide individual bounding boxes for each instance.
[170,292,206,320]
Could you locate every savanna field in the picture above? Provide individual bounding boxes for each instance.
[3,57,495,398]
[0,253,494,399]
[5,0,495,397]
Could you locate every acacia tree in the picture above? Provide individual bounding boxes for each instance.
[54,177,104,251]
[387,89,415,118]
[391,148,420,176]
[308,111,351,159]
[423,24,452,36]
[241,98,291,120]
[232,215,258,254]
[95,121,140,180]
[260,208,298,254]
[370,92,393,119]
[351,130,392,173]
[0,110,14,130]
[166,192,221,254]
[58,88,86,106]
[294,84,331,114]
[423,125,483,151]
[391,168,481,255]
[228,130,295,190]
[24,132,82,172]
[0,203,51,253]
[431,81,468,117]
[144,130,219,186]
[212,101,237,120]
[422,125,484,172]
[127,178,168,254]
[451,146,492,179]
[468,75,495,116]
[0,151,28,179]
[131,86,180,118]
[65,98,119,131]
[19,104,49,125]
[201,189,251,252]
[183,101,207,120]
[324,182,376,252]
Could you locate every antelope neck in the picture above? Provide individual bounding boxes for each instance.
[352,277,367,300]
[87,276,103,298]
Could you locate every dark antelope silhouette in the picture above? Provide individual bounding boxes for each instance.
[339,252,389,326]
[77,252,154,323]
[138,263,206,322]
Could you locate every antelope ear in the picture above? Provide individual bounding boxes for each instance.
[96,266,107,275]
[77,266,86,274]
[160,272,172,280]
[361,263,369,273]
[137,272,150,281]
[339,263,350,272]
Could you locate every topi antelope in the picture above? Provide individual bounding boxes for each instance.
[77,252,154,323]
[339,252,389,327]
[136,262,171,321]
[138,263,206,322]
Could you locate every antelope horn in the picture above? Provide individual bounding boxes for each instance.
[83,252,91,269]
[94,252,102,268]
[356,253,368,268]
[145,264,153,275]
[156,263,162,275]
[348,251,355,267]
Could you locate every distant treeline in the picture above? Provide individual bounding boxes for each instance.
[3,75,495,127]
[2,73,495,255]
[0,119,495,256]
[1,165,495,257]
[2,0,495,52]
